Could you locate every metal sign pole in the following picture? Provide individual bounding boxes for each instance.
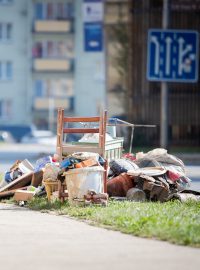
[160,0,170,149]
[129,126,134,154]
[108,118,156,153]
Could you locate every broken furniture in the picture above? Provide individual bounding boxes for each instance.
[77,136,124,162]
[0,171,43,200]
[41,162,61,201]
[108,118,156,153]
[56,108,108,202]
[43,179,59,201]
[0,172,33,199]
[103,138,124,161]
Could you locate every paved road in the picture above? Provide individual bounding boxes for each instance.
[0,143,55,161]
[185,166,200,191]
[0,203,200,270]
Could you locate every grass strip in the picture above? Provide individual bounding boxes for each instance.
[28,197,200,247]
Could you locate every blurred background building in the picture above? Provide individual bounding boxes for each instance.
[31,0,74,130]
[0,0,199,148]
[0,0,107,132]
[0,0,75,131]
[0,0,31,126]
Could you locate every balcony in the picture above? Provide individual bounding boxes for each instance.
[34,98,71,110]
[34,20,71,33]
[33,59,71,71]
[105,1,129,25]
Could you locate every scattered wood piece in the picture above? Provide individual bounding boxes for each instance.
[0,172,33,193]
[31,170,43,187]
[14,190,35,202]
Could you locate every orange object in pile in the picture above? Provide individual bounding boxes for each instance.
[75,158,98,168]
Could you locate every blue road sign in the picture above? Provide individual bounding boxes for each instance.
[84,22,103,52]
[83,0,104,52]
[147,29,199,82]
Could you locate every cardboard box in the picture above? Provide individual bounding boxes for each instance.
[14,190,35,202]
[0,172,33,193]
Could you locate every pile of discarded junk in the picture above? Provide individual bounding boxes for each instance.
[0,148,199,205]
[0,108,199,205]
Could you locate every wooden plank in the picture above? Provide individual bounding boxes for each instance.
[62,145,102,155]
[0,187,27,199]
[56,108,108,201]
[31,170,43,187]
[63,117,100,122]
[103,110,107,154]
[63,128,99,134]
[57,108,64,161]
[0,172,33,193]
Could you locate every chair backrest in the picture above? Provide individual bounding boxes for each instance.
[56,108,107,161]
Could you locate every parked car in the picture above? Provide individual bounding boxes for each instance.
[0,124,35,142]
[21,130,57,145]
[0,131,16,143]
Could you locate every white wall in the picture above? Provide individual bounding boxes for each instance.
[0,0,31,125]
[74,0,106,116]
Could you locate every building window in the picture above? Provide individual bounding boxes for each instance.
[0,23,13,42]
[47,3,54,20]
[34,80,45,97]
[0,0,13,4]
[6,62,12,79]
[34,2,74,20]
[0,100,12,119]
[34,79,73,98]
[0,61,13,80]
[34,3,43,20]
[32,40,74,59]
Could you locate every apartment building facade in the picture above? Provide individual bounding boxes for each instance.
[0,0,31,125]
[31,0,75,129]
[0,0,109,132]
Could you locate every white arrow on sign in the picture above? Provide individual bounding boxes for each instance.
[151,36,160,75]
[178,37,193,76]
[165,36,172,75]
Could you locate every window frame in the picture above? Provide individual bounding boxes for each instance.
[0,99,12,120]
[34,2,74,21]
[0,61,13,81]
[0,0,13,5]
[0,22,13,43]
[34,79,73,99]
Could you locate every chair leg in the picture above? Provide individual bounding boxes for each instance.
[104,160,108,193]
[62,185,65,203]
[58,180,62,201]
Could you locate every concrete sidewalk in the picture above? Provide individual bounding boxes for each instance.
[0,203,200,270]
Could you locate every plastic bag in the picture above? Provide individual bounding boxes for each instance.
[43,163,60,181]
[135,148,185,174]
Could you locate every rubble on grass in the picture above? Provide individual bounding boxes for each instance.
[0,148,199,205]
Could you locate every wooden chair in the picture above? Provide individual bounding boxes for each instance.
[56,108,108,201]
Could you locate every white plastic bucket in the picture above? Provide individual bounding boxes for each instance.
[64,166,104,203]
